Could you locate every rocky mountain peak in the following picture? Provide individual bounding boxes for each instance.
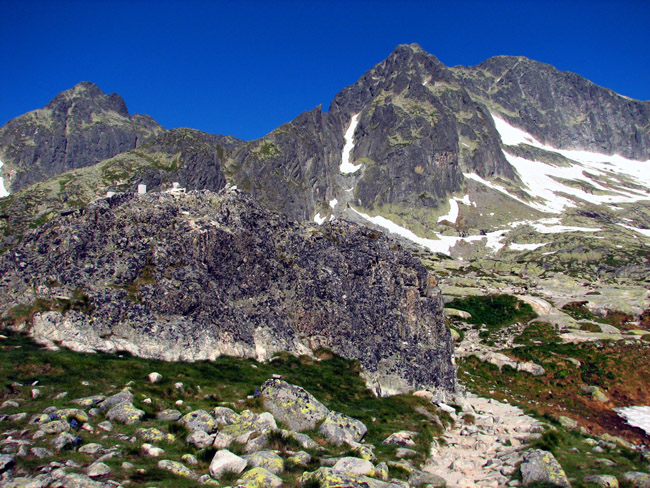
[46,81,130,117]
[0,82,163,192]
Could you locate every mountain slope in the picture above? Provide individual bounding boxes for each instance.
[0,81,164,192]
[0,128,242,251]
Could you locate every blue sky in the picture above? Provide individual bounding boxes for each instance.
[1,0,649,141]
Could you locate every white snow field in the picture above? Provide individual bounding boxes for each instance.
[350,207,508,255]
[0,159,9,198]
[437,195,473,224]
[313,212,326,225]
[489,113,650,213]
[615,406,650,435]
[340,114,362,174]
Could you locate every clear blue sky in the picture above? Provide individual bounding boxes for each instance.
[1,0,649,141]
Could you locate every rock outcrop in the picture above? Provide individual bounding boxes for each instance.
[0,187,455,394]
[0,82,164,192]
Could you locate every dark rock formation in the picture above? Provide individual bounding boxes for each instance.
[0,188,455,394]
[0,82,164,192]
[456,56,650,160]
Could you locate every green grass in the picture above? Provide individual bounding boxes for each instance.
[446,294,537,330]
[0,331,448,486]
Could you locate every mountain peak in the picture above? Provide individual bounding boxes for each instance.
[46,81,129,116]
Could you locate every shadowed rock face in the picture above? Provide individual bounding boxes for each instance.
[0,82,164,192]
[0,188,455,394]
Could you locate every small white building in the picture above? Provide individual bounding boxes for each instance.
[137,183,147,194]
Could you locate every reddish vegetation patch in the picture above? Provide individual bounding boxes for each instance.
[639,309,650,330]
[458,341,650,445]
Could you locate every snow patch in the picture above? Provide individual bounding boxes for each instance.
[340,114,362,174]
[618,224,650,238]
[314,213,326,225]
[350,208,507,255]
[490,113,650,213]
[509,242,548,251]
[437,195,474,224]
[437,199,459,224]
[615,406,650,435]
[329,198,338,209]
[0,159,9,198]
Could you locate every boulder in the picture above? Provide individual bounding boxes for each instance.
[520,449,570,487]
[186,429,214,449]
[299,467,400,488]
[156,408,182,421]
[237,467,284,488]
[261,379,329,432]
[73,395,105,407]
[209,449,247,480]
[622,472,650,488]
[408,469,447,487]
[243,450,285,474]
[213,406,241,425]
[87,462,111,478]
[51,432,78,451]
[147,372,163,383]
[105,402,145,424]
[383,431,418,447]
[0,454,15,474]
[157,460,197,479]
[584,474,619,487]
[181,409,216,433]
[332,456,374,476]
[319,410,368,445]
[98,390,133,410]
[135,427,174,443]
[140,443,165,457]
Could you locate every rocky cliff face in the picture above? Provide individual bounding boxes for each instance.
[0,82,164,192]
[456,56,650,160]
[0,188,455,395]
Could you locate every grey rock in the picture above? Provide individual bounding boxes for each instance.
[332,456,374,476]
[300,466,399,487]
[237,467,284,488]
[181,453,199,465]
[622,472,650,488]
[208,449,247,480]
[181,409,216,433]
[97,390,133,411]
[78,443,106,456]
[396,448,418,458]
[243,450,285,474]
[50,472,112,488]
[318,410,368,445]
[157,459,197,479]
[0,454,15,473]
[51,432,77,451]
[584,474,619,487]
[156,408,182,421]
[147,372,163,383]
[40,420,70,434]
[72,395,105,407]
[520,449,570,487]
[213,406,241,425]
[408,469,447,487]
[86,461,111,478]
[105,402,145,424]
[186,429,214,449]
[383,430,418,447]
[140,443,164,457]
[261,379,329,432]
[286,450,311,467]
[0,189,455,395]
[96,421,113,432]
[135,427,174,443]
[30,447,53,459]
